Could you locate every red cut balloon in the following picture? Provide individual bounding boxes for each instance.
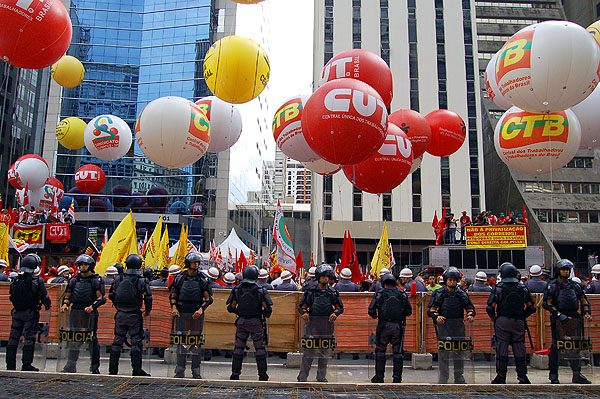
[388,109,431,159]
[0,0,72,69]
[319,49,393,108]
[7,162,22,189]
[425,109,467,157]
[302,78,387,166]
[342,123,413,194]
[74,164,105,194]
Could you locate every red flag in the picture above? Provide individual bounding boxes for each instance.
[50,189,59,217]
[339,231,349,275]
[22,183,29,207]
[346,231,361,284]
[238,250,248,273]
[432,210,438,229]
[523,204,529,236]
[310,252,315,269]
[295,250,304,272]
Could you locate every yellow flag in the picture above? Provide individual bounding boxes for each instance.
[170,224,187,267]
[0,223,9,265]
[96,211,134,275]
[370,222,391,277]
[144,217,163,269]
[114,219,138,265]
[156,227,170,270]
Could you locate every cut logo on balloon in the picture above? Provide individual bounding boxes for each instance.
[323,88,387,134]
[92,116,119,149]
[496,30,533,94]
[499,111,569,150]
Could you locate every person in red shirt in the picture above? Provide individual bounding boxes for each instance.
[459,211,471,243]
[485,211,497,225]
[496,212,506,225]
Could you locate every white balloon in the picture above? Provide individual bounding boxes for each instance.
[84,115,132,161]
[273,95,320,162]
[135,96,210,169]
[195,96,242,153]
[14,155,49,190]
[15,189,26,206]
[409,155,423,174]
[302,158,341,175]
[495,21,600,113]
[485,52,512,110]
[494,106,581,175]
[27,186,49,211]
[571,85,600,149]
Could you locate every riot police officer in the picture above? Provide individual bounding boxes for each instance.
[226,265,273,381]
[368,273,412,383]
[108,254,152,376]
[543,259,592,384]
[524,265,548,294]
[297,264,344,382]
[60,254,106,374]
[486,263,535,384]
[150,267,169,287]
[428,267,475,384]
[369,268,390,292]
[584,264,600,294]
[301,266,317,291]
[169,252,213,378]
[6,254,51,371]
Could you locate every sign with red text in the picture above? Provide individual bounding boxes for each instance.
[46,223,70,241]
[465,225,527,249]
[11,224,45,249]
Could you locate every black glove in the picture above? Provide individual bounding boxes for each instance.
[557,313,569,322]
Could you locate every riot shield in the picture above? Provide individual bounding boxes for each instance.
[489,316,533,384]
[554,317,593,381]
[57,309,97,373]
[368,319,406,383]
[167,313,205,379]
[298,315,338,382]
[435,318,474,384]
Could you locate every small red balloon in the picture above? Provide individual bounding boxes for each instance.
[302,78,387,166]
[75,164,105,194]
[190,202,203,216]
[319,49,393,108]
[7,162,22,189]
[425,110,467,157]
[388,109,432,159]
[342,124,413,194]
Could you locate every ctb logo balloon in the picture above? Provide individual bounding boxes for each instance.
[425,110,466,157]
[273,95,319,162]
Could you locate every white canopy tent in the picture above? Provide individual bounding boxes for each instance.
[217,228,252,258]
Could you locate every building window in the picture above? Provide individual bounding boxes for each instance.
[352,0,361,49]
[380,0,389,65]
[205,189,216,217]
[441,156,450,209]
[323,175,332,220]
[382,192,392,221]
[324,1,334,63]
[412,168,422,222]
[353,186,363,221]
[407,0,418,111]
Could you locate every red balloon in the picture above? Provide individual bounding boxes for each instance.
[302,78,387,166]
[45,177,64,202]
[190,202,203,215]
[0,0,72,69]
[425,110,467,157]
[388,109,432,159]
[342,124,413,194]
[319,49,393,108]
[7,162,22,189]
[75,164,105,194]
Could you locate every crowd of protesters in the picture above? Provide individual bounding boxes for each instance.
[0,207,73,226]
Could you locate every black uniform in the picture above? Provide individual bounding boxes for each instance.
[170,272,213,378]
[584,279,600,294]
[258,280,274,290]
[226,281,273,380]
[525,277,548,294]
[428,286,475,384]
[301,280,317,291]
[297,285,344,382]
[103,276,115,288]
[108,271,152,375]
[7,272,51,371]
[150,277,168,287]
[368,286,412,382]
[486,282,535,383]
[62,273,106,373]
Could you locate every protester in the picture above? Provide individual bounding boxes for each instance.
[459,211,471,243]
[426,274,442,292]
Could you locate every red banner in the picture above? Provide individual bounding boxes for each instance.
[11,224,45,249]
[46,223,71,241]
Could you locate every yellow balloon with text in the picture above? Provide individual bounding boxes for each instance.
[51,55,85,88]
[55,117,86,150]
[203,35,270,104]
[587,20,600,47]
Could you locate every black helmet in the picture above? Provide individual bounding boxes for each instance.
[315,264,334,281]
[160,267,169,278]
[555,259,574,270]
[184,252,203,269]
[381,273,397,287]
[143,269,154,280]
[242,265,259,282]
[20,254,39,273]
[499,262,519,283]
[75,254,96,271]
[114,263,124,274]
[443,267,461,280]
[125,254,143,270]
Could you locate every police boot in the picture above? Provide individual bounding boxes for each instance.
[191,351,202,379]
[230,355,243,380]
[316,355,328,382]
[21,347,38,372]
[297,353,313,382]
[109,348,121,375]
[392,356,403,383]
[5,346,17,370]
[371,356,385,383]
[256,355,269,381]
[174,354,186,378]
[131,351,150,376]
[90,341,101,374]
[515,357,530,384]
[491,356,508,384]
[62,349,79,373]
[572,373,592,384]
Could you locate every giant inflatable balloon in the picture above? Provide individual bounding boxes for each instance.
[302,78,387,165]
[169,201,188,214]
[136,96,210,169]
[56,117,86,150]
[44,177,64,203]
[190,202,203,215]
[388,109,431,159]
[7,162,22,189]
[273,95,320,162]
[110,185,132,209]
[28,178,64,210]
[51,55,85,88]
[130,192,146,211]
[571,85,600,149]
[484,51,513,110]
[0,0,72,69]
[495,21,600,113]
[319,49,393,108]
[75,164,105,194]
[84,115,132,161]
[343,124,413,194]
[587,20,600,47]
[14,154,49,190]
[494,107,581,175]
[147,187,169,208]
[27,187,49,210]
[301,158,341,175]
[203,35,270,104]
[425,110,466,157]
[195,96,242,153]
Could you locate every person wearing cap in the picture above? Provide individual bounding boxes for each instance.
[0,259,9,282]
[496,212,506,225]
[524,265,547,294]
[234,272,243,286]
[52,265,70,284]
[206,266,223,289]
[334,268,360,292]
[302,266,317,291]
[150,267,169,287]
[459,211,471,243]
[223,272,236,288]
[470,272,491,292]
[399,268,427,293]
[269,266,283,288]
[104,266,118,288]
[426,274,442,292]
[257,269,273,290]
[275,270,298,291]
[585,264,600,294]
[370,268,390,292]
[540,268,551,282]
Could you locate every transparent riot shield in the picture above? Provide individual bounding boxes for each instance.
[489,317,534,384]
[298,316,338,382]
[167,313,205,379]
[436,318,474,384]
[10,309,50,372]
[368,318,407,383]
[57,309,96,373]
[554,317,593,382]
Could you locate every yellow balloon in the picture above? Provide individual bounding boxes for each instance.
[51,55,85,88]
[587,20,600,47]
[203,35,270,104]
[55,117,86,150]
